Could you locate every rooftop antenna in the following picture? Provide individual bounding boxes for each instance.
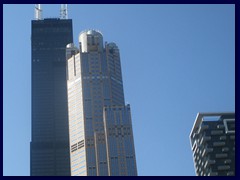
[60,4,68,19]
[35,4,42,20]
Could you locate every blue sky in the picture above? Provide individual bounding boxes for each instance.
[3,4,235,176]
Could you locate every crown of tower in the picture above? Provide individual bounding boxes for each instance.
[34,4,68,20]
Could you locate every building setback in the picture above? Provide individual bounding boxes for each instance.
[31,17,73,175]
[66,30,138,176]
[190,112,235,176]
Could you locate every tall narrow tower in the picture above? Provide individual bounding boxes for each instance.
[31,5,73,176]
[66,30,138,176]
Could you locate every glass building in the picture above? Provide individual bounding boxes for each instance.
[31,18,73,176]
[190,112,235,176]
[66,30,138,176]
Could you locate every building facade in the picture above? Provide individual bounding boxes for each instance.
[66,30,137,176]
[31,18,73,176]
[190,112,235,176]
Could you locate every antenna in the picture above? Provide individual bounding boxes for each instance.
[60,4,68,19]
[35,4,42,20]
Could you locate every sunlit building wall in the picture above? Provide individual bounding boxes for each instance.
[67,30,137,176]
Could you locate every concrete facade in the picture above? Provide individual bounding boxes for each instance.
[190,112,235,176]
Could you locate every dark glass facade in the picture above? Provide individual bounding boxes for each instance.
[190,112,235,176]
[31,18,73,176]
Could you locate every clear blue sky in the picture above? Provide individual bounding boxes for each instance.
[3,4,235,176]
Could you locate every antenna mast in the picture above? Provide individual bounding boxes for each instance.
[35,4,42,20]
[60,4,68,19]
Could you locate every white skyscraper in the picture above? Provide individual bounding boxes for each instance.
[66,30,137,176]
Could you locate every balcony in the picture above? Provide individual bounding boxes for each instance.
[208,172,218,176]
[215,153,228,158]
[222,147,229,152]
[196,148,200,154]
[227,171,234,176]
[217,124,225,129]
[219,136,226,140]
[202,147,213,157]
[192,132,199,139]
[192,141,198,152]
[224,159,231,164]
[199,135,211,145]
[211,130,223,135]
[217,165,230,171]
[204,158,216,168]
[197,124,209,134]
[213,141,225,147]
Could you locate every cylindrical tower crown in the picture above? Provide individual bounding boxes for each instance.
[66,43,79,60]
[106,42,119,54]
[79,30,103,53]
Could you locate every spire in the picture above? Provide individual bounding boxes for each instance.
[35,4,42,20]
[60,4,68,19]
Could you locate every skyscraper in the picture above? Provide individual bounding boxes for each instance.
[31,5,73,176]
[66,30,138,176]
[190,112,235,176]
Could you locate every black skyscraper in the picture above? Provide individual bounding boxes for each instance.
[31,18,73,176]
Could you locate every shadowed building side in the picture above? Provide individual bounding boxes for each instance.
[31,18,73,176]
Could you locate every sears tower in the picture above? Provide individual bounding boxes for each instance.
[31,5,73,176]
